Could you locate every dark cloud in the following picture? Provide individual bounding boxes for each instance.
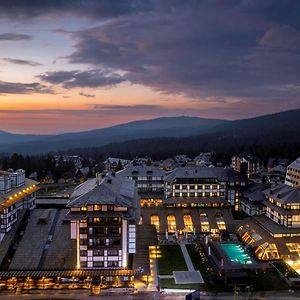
[39,69,126,88]
[1,1,300,112]
[0,81,53,94]
[79,92,96,98]
[0,0,154,19]
[64,0,300,106]
[2,58,42,66]
[0,33,32,40]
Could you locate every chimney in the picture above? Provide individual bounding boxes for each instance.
[95,172,100,184]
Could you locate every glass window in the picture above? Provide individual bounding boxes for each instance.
[167,215,176,232]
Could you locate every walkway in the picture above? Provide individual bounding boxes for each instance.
[37,209,61,269]
[180,243,195,271]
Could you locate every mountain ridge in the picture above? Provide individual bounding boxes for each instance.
[0,116,228,153]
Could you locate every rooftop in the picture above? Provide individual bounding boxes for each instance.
[288,157,300,170]
[0,178,38,207]
[264,184,300,204]
[164,166,243,182]
[67,173,137,208]
[118,165,166,178]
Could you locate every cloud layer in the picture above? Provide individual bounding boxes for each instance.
[39,69,126,88]
[0,0,299,129]
[64,1,300,106]
[0,81,52,94]
[0,33,32,40]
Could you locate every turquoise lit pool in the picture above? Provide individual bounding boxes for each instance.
[220,243,253,265]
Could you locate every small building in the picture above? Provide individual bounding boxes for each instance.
[0,169,38,241]
[174,155,191,166]
[193,152,214,167]
[66,173,139,270]
[285,157,300,188]
[231,153,261,178]
[54,155,82,170]
[160,158,176,170]
[104,157,131,171]
[240,184,266,216]
[267,158,289,172]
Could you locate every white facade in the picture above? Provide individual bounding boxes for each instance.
[0,170,38,241]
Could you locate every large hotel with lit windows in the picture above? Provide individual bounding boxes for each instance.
[132,166,247,236]
[238,158,300,262]
[163,167,245,209]
[66,173,139,270]
[0,169,38,241]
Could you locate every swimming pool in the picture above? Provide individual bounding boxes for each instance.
[220,243,253,265]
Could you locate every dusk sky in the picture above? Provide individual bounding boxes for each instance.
[0,0,300,133]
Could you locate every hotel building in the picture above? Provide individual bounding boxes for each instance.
[264,184,300,230]
[164,166,246,210]
[231,153,261,178]
[118,165,166,207]
[285,157,300,187]
[0,169,38,241]
[66,173,139,270]
[238,183,300,261]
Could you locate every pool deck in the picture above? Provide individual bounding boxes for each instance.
[203,241,270,273]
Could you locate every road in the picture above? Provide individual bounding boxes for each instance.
[1,290,300,300]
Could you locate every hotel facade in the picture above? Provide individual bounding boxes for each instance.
[285,157,300,188]
[0,169,38,241]
[231,153,261,178]
[163,166,246,210]
[66,173,139,270]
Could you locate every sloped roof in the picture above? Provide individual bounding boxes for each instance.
[164,166,229,182]
[288,157,300,170]
[264,183,300,204]
[67,174,136,208]
[118,165,166,178]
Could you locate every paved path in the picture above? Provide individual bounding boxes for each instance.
[37,209,61,269]
[158,275,174,279]
[180,243,195,271]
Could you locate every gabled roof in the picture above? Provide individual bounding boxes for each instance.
[288,157,300,170]
[67,173,136,208]
[118,165,166,178]
[234,152,260,163]
[264,183,300,204]
[104,157,131,164]
[164,166,229,182]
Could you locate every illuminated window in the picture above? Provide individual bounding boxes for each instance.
[200,213,210,232]
[94,205,101,211]
[80,206,87,211]
[150,215,160,232]
[183,214,193,232]
[286,243,300,257]
[255,243,279,260]
[167,215,176,232]
[215,212,226,231]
